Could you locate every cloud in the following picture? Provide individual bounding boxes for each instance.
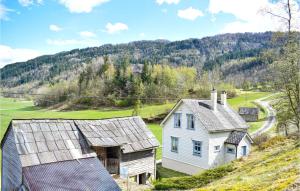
[0,45,41,68]
[18,0,43,7]
[58,0,109,13]
[105,22,128,34]
[79,31,96,38]
[139,33,145,37]
[46,38,100,46]
[49,24,62,32]
[156,0,180,5]
[0,4,15,20]
[208,0,300,33]
[177,7,204,20]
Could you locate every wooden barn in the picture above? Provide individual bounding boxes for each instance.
[1,119,121,191]
[238,107,260,122]
[1,116,159,190]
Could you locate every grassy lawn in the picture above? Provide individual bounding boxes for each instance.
[228,91,272,133]
[156,163,188,179]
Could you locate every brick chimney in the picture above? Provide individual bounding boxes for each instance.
[221,91,227,106]
[211,88,217,111]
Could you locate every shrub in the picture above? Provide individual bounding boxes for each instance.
[154,164,234,190]
[253,133,270,150]
[260,136,286,150]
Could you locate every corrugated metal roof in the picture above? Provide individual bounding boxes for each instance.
[23,157,121,191]
[74,116,160,154]
[181,99,249,132]
[11,120,97,167]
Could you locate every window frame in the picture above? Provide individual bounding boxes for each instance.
[227,147,235,154]
[186,114,195,130]
[192,140,202,157]
[214,145,221,152]
[173,113,182,128]
[171,136,179,153]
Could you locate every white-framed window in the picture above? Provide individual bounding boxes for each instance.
[214,145,220,152]
[186,114,195,130]
[171,136,179,153]
[227,147,235,154]
[192,140,202,157]
[174,113,181,128]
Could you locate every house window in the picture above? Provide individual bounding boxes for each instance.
[171,137,178,153]
[174,113,181,128]
[193,140,202,157]
[242,146,247,156]
[187,114,195,130]
[227,147,235,154]
[214,145,220,152]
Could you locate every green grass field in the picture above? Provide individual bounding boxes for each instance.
[0,91,272,161]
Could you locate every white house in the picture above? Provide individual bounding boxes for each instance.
[161,90,254,175]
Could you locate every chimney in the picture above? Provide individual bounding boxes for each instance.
[211,88,217,111]
[221,91,227,106]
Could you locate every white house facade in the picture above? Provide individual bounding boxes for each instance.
[161,90,253,175]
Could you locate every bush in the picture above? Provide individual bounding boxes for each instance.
[260,136,286,150]
[253,133,270,150]
[154,164,234,190]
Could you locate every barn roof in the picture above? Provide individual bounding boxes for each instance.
[10,119,97,167]
[161,99,249,132]
[75,116,160,153]
[238,107,259,115]
[2,116,158,168]
[224,131,253,145]
[23,157,121,191]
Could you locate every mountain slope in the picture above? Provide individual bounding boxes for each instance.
[0,32,276,88]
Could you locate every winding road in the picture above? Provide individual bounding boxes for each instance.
[251,97,276,138]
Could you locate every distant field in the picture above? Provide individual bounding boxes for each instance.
[0,91,272,161]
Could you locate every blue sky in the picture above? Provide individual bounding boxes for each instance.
[0,0,299,67]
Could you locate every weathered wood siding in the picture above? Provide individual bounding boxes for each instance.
[120,149,155,177]
[1,128,23,191]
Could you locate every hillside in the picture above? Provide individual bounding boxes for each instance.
[0,32,279,89]
[154,137,300,191]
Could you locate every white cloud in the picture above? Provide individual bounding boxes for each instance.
[0,3,16,20]
[46,39,100,46]
[209,0,300,33]
[105,22,128,34]
[18,0,43,7]
[49,24,62,32]
[79,31,96,38]
[177,7,204,20]
[0,45,41,68]
[156,0,180,5]
[58,0,109,13]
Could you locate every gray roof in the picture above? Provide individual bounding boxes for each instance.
[7,116,158,167]
[75,116,160,154]
[224,131,248,145]
[239,107,259,115]
[23,157,121,191]
[11,119,97,167]
[175,99,249,132]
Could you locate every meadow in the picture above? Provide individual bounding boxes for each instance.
[0,91,271,160]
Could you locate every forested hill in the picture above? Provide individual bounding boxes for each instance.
[1,32,278,88]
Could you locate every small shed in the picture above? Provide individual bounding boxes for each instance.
[238,107,259,122]
[1,119,121,191]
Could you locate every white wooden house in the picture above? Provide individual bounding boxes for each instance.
[161,90,253,175]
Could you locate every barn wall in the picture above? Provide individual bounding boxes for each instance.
[120,149,155,178]
[1,128,23,191]
[240,114,258,122]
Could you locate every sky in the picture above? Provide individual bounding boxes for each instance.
[0,0,299,68]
